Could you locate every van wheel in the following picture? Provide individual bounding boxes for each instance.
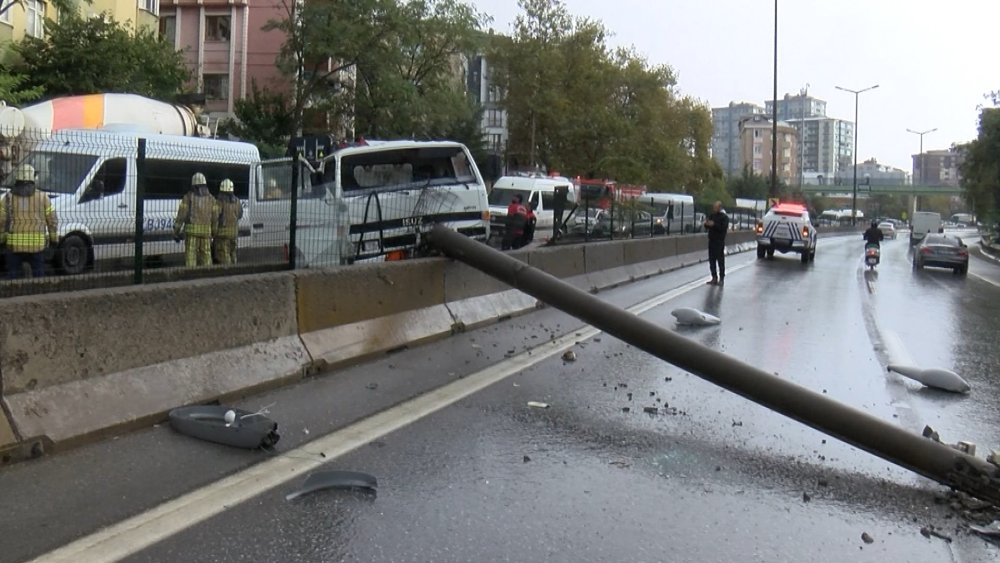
[801,252,809,263]
[57,234,90,275]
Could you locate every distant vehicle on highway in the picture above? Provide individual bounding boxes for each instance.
[755,202,817,263]
[913,233,968,275]
[909,211,942,245]
[877,222,897,239]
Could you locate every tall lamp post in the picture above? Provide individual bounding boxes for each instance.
[906,127,936,220]
[770,0,778,198]
[835,84,879,225]
[906,127,937,186]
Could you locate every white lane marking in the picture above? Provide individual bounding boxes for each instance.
[970,272,1000,288]
[29,265,742,563]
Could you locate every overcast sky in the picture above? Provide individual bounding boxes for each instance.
[470,0,999,173]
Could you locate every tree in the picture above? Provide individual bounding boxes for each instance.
[13,13,188,101]
[959,108,1000,222]
[217,81,294,158]
[727,166,770,199]
[0,70,43,104]
[265,0,399,138]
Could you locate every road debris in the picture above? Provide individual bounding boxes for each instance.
[168,405,280,450]
[919,526,952,543]
[969,521,1000,537]
[523,455,531,463]
[888,364,971,393]
[861,532,874,544]
[562,350,577,362]
[643,407,658,415]
[366,382,379,390]
[285,470,378,501]
[527,401,550,409]
[671,307,721,326]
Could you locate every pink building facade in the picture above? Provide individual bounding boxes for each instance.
[159,0,289,118]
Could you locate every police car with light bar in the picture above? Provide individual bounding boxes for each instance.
[755,202,817,263]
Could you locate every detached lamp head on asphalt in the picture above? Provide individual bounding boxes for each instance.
[426,224,1000,505]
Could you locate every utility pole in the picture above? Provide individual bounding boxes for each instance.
[799,84,808,189]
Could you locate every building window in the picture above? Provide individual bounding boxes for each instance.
[204,74,229,101]
[139,0,158,15]
[753,145,762,156]
[205,15,231,41]
[489,134,502,152]
[159,15,175,44]
[486,109,502,128]
[25,0,44,38]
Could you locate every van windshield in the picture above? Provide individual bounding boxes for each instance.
[8,152,99,194]
[488,188,532,206]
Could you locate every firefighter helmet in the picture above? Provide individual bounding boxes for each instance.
[220,179,234,193]
[14,163,35,183]
[191,172,207,187]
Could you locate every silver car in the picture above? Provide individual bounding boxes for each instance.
[913,234,969,275]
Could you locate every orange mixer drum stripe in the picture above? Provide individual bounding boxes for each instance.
[50,94,106,130]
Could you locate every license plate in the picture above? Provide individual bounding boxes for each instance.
[775,238,790,245]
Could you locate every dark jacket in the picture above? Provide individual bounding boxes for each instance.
[706,210,729,245]
[864,226,884,245]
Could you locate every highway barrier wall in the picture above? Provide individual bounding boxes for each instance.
[0,227,860,461]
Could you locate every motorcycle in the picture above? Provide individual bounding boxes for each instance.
[864,242,880,269]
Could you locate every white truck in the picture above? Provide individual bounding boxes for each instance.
[909,211,942,245]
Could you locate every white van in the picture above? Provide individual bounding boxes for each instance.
[636,192,698,233]
[14,128,340,274]
[487,174,578,238]
[310,140,490,263]
[910,211,942,245]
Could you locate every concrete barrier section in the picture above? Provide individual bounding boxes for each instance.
[295,260,445,335]
[0,273,305,448]
[583,241,629,290]
[299,305,455,370]
[525,245,585,279]
[446,289,539,330]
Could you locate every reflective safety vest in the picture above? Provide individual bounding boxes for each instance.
[1,191,57,253]
[174,190,218,238]
[215,195,243,239]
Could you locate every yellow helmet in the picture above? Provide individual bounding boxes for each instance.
[191,172,207,187]
[220,179,234,193]
[14,163,35,183]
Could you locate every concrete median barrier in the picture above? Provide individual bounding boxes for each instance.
[0,231,762,458]
[0,273,307,453]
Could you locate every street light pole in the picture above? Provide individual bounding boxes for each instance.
[799,83,808,188]
[835,84,879,225]
[906,127,937,186]
[770,0,778,198]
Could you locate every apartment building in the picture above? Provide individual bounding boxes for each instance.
[159,0,286,118]
[0,0,157,45]
[912,148,963,187]
[737,114,798,185]
[711,102,764,177]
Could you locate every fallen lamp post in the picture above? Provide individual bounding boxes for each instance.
[427,224,1000,504]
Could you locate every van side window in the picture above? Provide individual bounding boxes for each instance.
[529,191,540,210]
[80,158,127,203]
[540,193,554,212]
[260,159,322,200]
[144,159,251,199]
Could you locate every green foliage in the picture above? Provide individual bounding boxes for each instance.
[13,13,188,101]
[218,81,293,158]
[726,166,770,199]
[0,69,43,104]
[490,0,717,199]
[959,108,1000,221]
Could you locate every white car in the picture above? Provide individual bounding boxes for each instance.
[755,202,818,263]
[878,222,897,239]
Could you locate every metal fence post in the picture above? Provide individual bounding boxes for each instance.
[133,138,146,285]
[584,195,590,242]
[288,150,300,270]
[609,196,615,240]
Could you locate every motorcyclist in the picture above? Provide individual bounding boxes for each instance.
[863,220,884,247]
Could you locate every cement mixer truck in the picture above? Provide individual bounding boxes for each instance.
[0,93,211,180]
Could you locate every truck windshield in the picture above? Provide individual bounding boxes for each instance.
[8,152,99,194]
[488,189,531,206]
[329,147,478,192]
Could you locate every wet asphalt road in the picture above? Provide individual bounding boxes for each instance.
[4,231,1000,563]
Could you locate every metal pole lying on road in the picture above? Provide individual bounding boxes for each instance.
[427,224,1000,504]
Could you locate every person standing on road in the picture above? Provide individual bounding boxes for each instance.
[174,172,218,267]
[503,194,529,250]
[0,164,58,279]
[704,200,729,286]
[214,179,243,265]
